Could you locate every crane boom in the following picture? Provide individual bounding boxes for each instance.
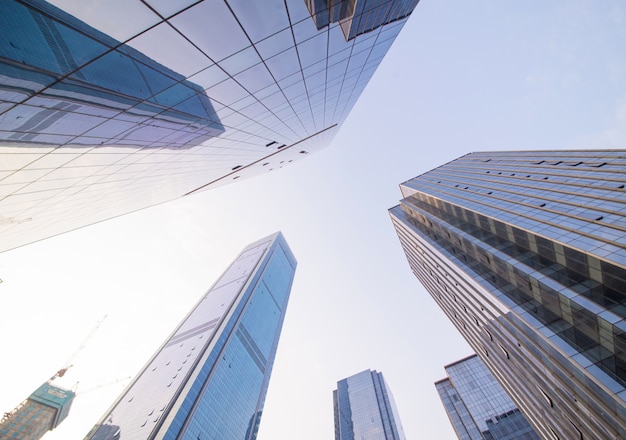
[50,315,107,381]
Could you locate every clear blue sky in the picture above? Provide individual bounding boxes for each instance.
[1,1,626,439]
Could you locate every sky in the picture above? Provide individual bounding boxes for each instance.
[1,1,626,439]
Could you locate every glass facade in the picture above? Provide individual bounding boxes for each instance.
[304,0,418,41]
[390,150,626,440]
[0,382,76,440]
[85,232,296,439]
[0,0,418,253]
[436,354,539,440]
[333,369,406,440]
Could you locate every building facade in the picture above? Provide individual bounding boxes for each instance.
[0,382,76,440]
[334,369,406,440]
[305,0,418,41]
[0,0,418,252]
[86,232,296,439]
[390,150,626,440]
[436,354,539,440]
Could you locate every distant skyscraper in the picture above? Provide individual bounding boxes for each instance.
[0,0,418,253]
[436,354,539,440]
[334,369,406,440]
[0,382,75,440]
[390,150,626,439]
[86,232,296,439]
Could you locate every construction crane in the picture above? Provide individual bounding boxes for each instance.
[50,314,108,382]
[0,315,107,440]
[77,376,132,395]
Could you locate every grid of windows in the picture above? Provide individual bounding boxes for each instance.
[436,378,481,440]
[390,150,626,440]
[0,402,57,440]
[400,193,626,387]
[86,232,296,439]
[436,355,539,440]
[333,369,406,440]
[0,0,418,252]
[0,382,75,440]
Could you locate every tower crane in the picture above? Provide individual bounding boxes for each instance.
[0,315,108,439]
[50,314,107,382]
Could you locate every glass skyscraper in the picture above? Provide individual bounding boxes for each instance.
[85,232,296,439]
[436,354,539,440]
[389,150,626,439]
[0,0,418,253]
[333,369,406,440]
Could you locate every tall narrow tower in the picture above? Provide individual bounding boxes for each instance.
[86,232,296,439]
[390,150,626,439]
[333,369,406,440]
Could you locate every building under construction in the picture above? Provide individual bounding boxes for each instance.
[0,381,75,439]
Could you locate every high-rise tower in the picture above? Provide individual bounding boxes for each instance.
[0,0,419,252]
[86,232,296,439]
[333,369,406,440]
[436,354,539,440]
[0,382,75,440]
[390,150,626,439]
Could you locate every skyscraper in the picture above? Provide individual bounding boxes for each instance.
[334,369,406,440]
[0,382,75,440]
[86,232,296,439]
[389,150,626,439]
[0,0,418,253]
[436,354,539,440]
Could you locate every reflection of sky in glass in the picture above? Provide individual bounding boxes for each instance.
[392,150,626,440]
[0,2,625,439]
[305,0,419,41]
[436,355,539,440]
[334,369,406,440]
[0,0,415,253]
[0,0,224,148]
[86,233,296,440]
[445,356,517,433]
